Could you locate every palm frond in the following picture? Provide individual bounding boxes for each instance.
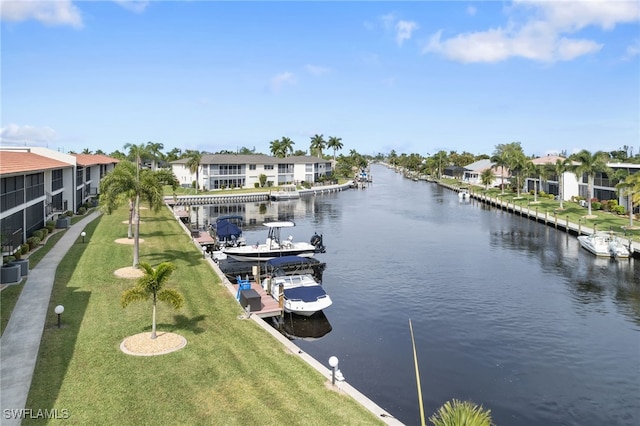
[157,288,185,310]
[429,399,493,426]
[121,287,150,308]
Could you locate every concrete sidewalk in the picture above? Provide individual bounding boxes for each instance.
[0,212,101,425]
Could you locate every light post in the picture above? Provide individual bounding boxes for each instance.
[328,356,338,385]
[81,231,86,243]
[55,305,64,328]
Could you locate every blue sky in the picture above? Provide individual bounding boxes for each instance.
[1,0,639,158]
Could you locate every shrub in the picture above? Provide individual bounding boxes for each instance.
[548,194,555,200]
[46,220,55,233]
[27,236,41,250]
[591,201,602,210]
[614,205,626,215]
[40,227,49,237]
[33,230,44,240]
[254,182,260,188]
[539,190,546,197]
[65,210,74,217]
[78,207,86,215]
[20,244,29,255]
[3,256,16,265]
[13,251,21,260]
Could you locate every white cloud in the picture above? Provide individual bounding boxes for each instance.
[0,124,57,146]
[270,72,296,93]
[423,0,639,63]
[466,6,477,17]
[0,0,83,28]
[623,39,640,60]
[305,64,331,76]
[113,0,150,14]
[395,20,419,46]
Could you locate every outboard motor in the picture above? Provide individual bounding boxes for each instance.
[310,232,325,253]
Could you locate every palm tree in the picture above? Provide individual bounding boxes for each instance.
[573,149,611,216]
[327,136,343,162]
[547,158,572,210]
[280,137,295,157]
[429,399,494,426]
[490,151,509,195]
[121,262,184,340]
[81,148,92,154]
[100,161,164,268]
[309,134,325,158]
[480,168,494,190]
[145,141,165,170]
[269,139,283,158]
[616,173,640,228]
[185,150,202,193]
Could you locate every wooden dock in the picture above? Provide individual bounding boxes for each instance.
[232,280,283,318]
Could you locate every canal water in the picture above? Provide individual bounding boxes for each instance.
[202,164,640,426]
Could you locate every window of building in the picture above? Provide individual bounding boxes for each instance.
[249,164,256,170]
[52,169,64,191]
[25,173,44,202]
[264,164,274,170]
[1,176,25,212]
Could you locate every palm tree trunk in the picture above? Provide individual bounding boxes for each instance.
[559,176,564,209]
[133,194,140,268]
[151,297,157,339]
[587,176,594,216]
[128,199,134,239]
[629,195,634,228]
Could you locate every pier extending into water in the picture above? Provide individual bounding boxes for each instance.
[439,182,638,257]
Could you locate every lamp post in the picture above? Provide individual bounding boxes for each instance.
[55,305,64,328]
[328,356,339,385]
[81,231,86,243]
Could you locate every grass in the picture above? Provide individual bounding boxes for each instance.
[23,205,383,425]
[0,228,67,336]
[443,179,640,242]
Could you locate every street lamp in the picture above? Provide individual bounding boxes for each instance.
[329,356,338,385]
[80,231,86,243]
[55,305,64,328]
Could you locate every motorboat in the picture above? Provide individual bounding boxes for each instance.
[458,188,470,200]
[262,256,332,316]
[222,221,325,262]
[270,185,300,201]
[210,215,246,248]
[577,231,631,259]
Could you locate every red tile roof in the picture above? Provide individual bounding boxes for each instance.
[0,151,71,175]
[73,154,120,166]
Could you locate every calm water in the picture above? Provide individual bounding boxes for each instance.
[203,164,640,426]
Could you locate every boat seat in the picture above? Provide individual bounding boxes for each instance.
[236,276,252,300]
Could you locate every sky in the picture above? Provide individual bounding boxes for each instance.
[1,0,639,159]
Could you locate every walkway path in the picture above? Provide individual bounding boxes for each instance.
[0,212,101,425]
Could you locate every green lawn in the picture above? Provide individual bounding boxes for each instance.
[24,205,382,425]
[443,180,640,242]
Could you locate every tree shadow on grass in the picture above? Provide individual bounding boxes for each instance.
[145,314,207,335]
[144,249,204,266]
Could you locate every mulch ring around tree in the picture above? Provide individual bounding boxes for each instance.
[114,238,145,245]
[120,332,187,356]
[114,267,144,279]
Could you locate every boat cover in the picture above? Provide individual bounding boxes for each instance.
[284,286,327,302]
[266,255,315,267]
[215,219,242,239]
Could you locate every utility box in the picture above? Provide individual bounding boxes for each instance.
[56,217,70,229]
[239,289,261,312]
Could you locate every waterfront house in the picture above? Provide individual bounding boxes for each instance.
[170,154,333,191]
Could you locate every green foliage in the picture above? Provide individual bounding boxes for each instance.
[258,173,267,187]
[254,182,260,188]
[591,201,602,210]
[429,399,494,426]
[27,236,41,250]
[78,207,87,215]
[65,210,74,217]
[20,244,29,255]
[614,205,626,215]
[33,230,44,240]
[46,220,55,233]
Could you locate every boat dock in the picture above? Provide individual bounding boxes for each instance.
[440,182,638,257]
[231,279,283,318]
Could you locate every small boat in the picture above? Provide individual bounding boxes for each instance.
[222,221,325,262]
[577,231,631,259]
[262,256,332,316]
[210,215,246,248]
[270,184,300,200]
[458,188,470,200]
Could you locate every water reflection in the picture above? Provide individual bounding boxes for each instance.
[189,164,640,426]
[271,311,333,341]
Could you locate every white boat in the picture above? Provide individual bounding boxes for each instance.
[222,221,325,262]
[458,188,470,200]
[270,185,300,200]
[577,231,631,259]
[262,256,332,316]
